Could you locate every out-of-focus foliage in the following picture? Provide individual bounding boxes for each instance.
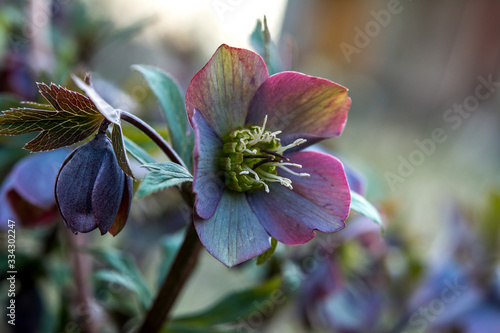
[0,1,499,332]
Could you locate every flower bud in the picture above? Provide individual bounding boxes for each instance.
[55,132,132,235]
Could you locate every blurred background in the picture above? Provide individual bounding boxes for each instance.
[1,0,499,332]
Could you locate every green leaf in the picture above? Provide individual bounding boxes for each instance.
[165,278,283,331]
[93,270,144,295]
[0,83,104,152]
[123,135,156,165]
[256,238,278,265]
[111,123,134,178]
[88,248,153,310]
[72,74,121,125]
[349,191,384,231]
[249,16,281,75]
[133,65,194,171]
[136,162,193,198]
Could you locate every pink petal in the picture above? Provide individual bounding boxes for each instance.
[186,44,269,138]
[246,72,350,148]
[247,151,350,245]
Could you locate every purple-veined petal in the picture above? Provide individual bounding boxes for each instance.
[194,190,271,267]
[306,145,365,195]
[192,109,225,219]
[186,44,269,138]
[247,151,350,245]
[55,139,102,233]
[91,135,125,235]
[246,72,350,149]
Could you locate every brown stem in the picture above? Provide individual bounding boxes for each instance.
[137,222,202,332]
[120,111,187,170]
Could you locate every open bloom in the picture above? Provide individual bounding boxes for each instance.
[55,132,132,235]
[0,149,68,228]
[186,44,351,266]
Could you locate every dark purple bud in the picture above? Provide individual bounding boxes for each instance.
[55,132,132,235]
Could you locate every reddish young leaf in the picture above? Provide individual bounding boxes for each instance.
[0,83,105,151]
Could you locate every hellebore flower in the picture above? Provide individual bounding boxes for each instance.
[299,258,385,332]
[0,149,68,228]
[55,131,132,235]
[186,44,352,266]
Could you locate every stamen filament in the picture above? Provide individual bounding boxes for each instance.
[261,149,288,161]
[259,170,293,190]
[243,165,269,192]
[221,114,309,194]
[274,138,307,154]
[276,164,311,177]
[269,162,303,168]
[252,158,274,170]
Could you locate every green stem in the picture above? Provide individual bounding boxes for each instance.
[120,111,187,170]
[138,222,202,332]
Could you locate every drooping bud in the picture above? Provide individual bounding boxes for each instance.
[55,132,132,235]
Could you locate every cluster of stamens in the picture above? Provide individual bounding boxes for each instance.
[220,116,309,193]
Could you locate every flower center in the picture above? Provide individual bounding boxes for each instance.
[219,116,309,193]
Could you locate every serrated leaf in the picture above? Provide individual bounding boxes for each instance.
[0,83,104,152]
[72,74,120,125]
[20,101,55,111]
[136,162,193,198]
[111,123,134,178]
[256,238,278,265]
[88,248,153,310]
[349,191,384,231]
[165,278,283,331]
[133,65,194,171]
[123,135,156,165]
